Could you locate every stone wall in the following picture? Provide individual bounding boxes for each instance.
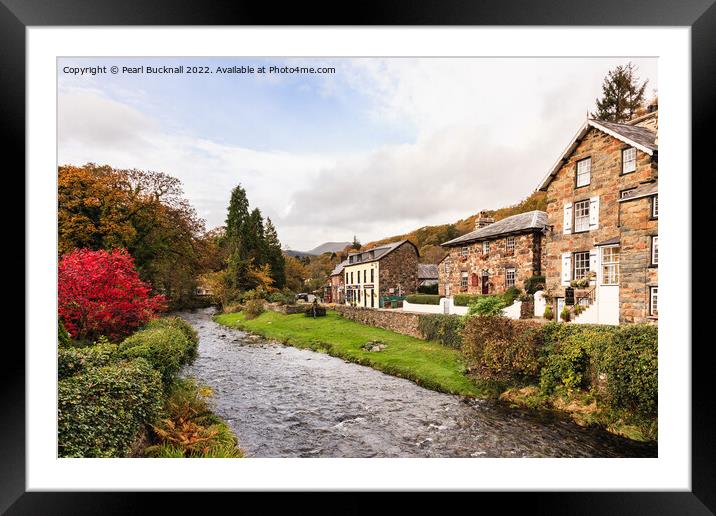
[619,194,658,323]
[544,126,657,302]
[334,305,423,339]
[438,232,542,297]
[378,241,419,298]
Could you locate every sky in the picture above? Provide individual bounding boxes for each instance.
[57,57,657,251]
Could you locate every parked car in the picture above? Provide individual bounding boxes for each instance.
[295,293,317,303]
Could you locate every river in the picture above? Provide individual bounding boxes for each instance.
[179,309,656,458]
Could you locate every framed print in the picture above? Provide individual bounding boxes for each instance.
[5,0,714,512]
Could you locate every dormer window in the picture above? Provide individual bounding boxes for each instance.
[622,147,636,174]
[576,157,591,187]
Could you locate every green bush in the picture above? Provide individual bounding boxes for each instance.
[543,305,554,320]
[560,306,571,322]
[502,287,522,306]
[144,317,198,364]
[418,314,463,349]
[524,275,546,294]
[405,294,442,305]
[58,343,119,380]
[58,320,73,348]
[601,324,658,419]
[244,298,265,319]
[453,294,481,307]
[58,358,163,457]
[461,316,544,379]
[268,290,294,305]
[417,284,439,295]
[467,296,506,316]
[119,327,190,385]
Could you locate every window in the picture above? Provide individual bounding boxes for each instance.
[350,272,354,284]
[622,147,637,174]
[651,236,658,265]
[620,188,636,199]
[363,270,366,283]
[444,260,450,273]
[505,236,515,253]
[652,195,658,218]
[573,251,591,280]
[650,286,658,316]
[483,241,490,254]
[370,268,374,283]
[576,158,591,187]
[505,268,516,289]
[461,246,469,257]
[573,199,590,232]
[601,246,620,285]
[460,272,468,288]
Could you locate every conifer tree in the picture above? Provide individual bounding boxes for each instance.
[264,217,286,289]
[592,62,648,122]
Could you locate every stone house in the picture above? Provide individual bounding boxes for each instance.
[537,111,658,324]
[439,211,547,298]
[327,259,348,304]
[343,240,419,308]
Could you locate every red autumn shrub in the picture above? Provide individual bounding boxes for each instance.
[58,248,167,341]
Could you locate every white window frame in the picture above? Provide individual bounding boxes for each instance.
[652,195,658,218]
[620,188,636,199]
[601,246,620,285]
[651,236,658,266]
[650,286,658,316]
[460,271,468,288]
[576,157,591,187]
[483,241,490,254]
[622,147,637,174]
[573,199,591,232]
[505,268,516,289]
[573,251,591,280]
[505,236,515,253]
[460,246,469,257]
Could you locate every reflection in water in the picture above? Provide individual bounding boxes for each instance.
[180,309,656,458]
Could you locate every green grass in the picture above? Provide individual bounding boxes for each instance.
[214,310,488,397]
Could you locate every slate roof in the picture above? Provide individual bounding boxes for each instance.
[592,120,658,152]
[330,259,349,276]
[345,240,417,265]
[618,181,658,202]
[417,264,438,280]
[595,237,621,246]
[441,211,548,246]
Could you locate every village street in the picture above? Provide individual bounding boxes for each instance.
[180,309,656,458]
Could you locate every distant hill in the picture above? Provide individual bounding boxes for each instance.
[363,191,547,264]
[284,249,316,259]
[306,241,352,255]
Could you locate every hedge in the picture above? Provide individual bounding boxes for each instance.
[144,317,199,364]
[417,284,439,295]
[405,294,442,305]
[524,275,546,294]
[119,326,191,385]
[418,314,463,348]
[58,343,120,380]
[58,358,163,457]
[453,294,481,307]
[58,320,73,348]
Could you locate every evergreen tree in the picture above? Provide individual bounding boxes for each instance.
[264,217,286,289]
[351,235,361,250]
[244,208,266,265]
[592,62,648,122]
[224,184,251,291]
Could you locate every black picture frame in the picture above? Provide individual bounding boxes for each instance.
[4,0,711,512]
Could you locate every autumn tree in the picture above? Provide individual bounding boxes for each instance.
[592,62,648,122]
[58,248,166,341]
[284,254,308,292]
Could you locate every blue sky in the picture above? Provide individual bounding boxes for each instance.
[58,57,657,250]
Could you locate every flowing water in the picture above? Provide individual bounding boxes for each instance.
[180,309,656,458]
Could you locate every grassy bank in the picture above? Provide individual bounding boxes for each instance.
[214,310,487,397]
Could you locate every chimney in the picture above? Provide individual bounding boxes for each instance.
[475,211,495,230]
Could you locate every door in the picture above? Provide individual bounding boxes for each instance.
[481,271,489,295]
[596,245,620,325]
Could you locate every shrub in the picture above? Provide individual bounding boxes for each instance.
[560,306,571,322]
[461,316,544,380]
[58,358,163,457]
[417,284,439,295]
[58,320,73,348]
[144,317,199,364]
[453,294,481,307]
[539,328,608,394]
[601,324,658,419]
[418,314,463,349]
[267,290,294,305]
[467,296,506,316]
[502,287,522,306]
[543,305,554,320]
[58,248,167,341]
[119,327,190,385]
[58,343,120,380]
[244,298,265,319]
[405,294,441,305]
[524,275,546,294]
